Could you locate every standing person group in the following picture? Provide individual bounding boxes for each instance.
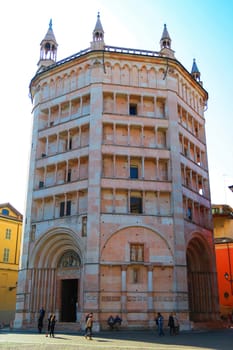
[38,307,45,333]
[107,314,122,330]
[38,307,57,338]
[156,312,179,336]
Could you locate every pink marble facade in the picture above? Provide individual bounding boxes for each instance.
[14,33,219,330]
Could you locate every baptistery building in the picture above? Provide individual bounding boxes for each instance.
[14,14,219,330]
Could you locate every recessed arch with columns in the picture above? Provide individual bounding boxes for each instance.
[186,231,218,321]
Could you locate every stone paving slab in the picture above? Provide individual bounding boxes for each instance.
[0,328,233,350]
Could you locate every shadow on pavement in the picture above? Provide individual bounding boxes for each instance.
[95,328,233,349]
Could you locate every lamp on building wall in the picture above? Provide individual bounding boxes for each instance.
[224,272,233,295]
[8,286,16,291]
[224,272,233,282]
[8,282,17,291]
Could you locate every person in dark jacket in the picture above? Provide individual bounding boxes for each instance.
[168,313,175,335]
[107,315,115,329]
[114,315,122,330]
[47,314,56,338]
[38,307,45,333]
[155,312,165,336]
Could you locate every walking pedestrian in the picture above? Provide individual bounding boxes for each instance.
[47,314,56,338]
[84,313,93,340]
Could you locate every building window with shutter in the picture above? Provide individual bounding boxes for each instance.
[60,201,71,217]
[187,207,192,220]
[60,202,65,217]
[129,104,137,115]
[130,196,142,213]
[5,228,11,240]
[3,248,10,262]
[130,165,138,179]
[130,244,144,262]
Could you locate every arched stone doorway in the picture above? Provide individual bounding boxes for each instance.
[28,228,84,324]
[186,234,219,322]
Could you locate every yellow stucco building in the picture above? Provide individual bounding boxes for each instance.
[0,203,23,325]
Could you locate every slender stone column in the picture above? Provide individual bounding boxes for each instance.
[121,265,127,319]
[147,266,153,311]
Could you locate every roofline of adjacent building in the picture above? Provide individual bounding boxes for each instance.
[0,202,23,218]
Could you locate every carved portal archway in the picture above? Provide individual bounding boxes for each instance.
[186,235,218,322]
[28,228,83,323]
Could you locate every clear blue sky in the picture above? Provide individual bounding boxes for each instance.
[0,0,232,214]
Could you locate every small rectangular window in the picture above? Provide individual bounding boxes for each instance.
[69,137,73,150]
[130,197,142,213]
[67,169,72,182]
[66,200,71,216]
[5,229,11,240]
[130,166,138,179]
[187,207,192,220]
[129,104,137,115]
[39,181,44,188]
[3,248,10,262]
[60,202,65,217]
[130,244,144,262]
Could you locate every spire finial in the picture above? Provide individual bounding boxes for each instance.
[159,23,174,58]
[91,11,105,49]
[37,20,58,70]
[49,19,52,30]
[191,58,201,82]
